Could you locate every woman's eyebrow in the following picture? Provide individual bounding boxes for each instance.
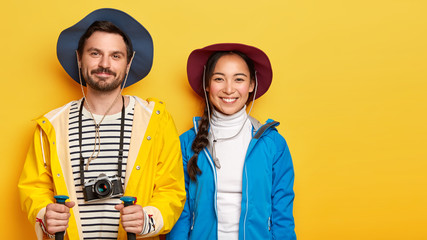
[212,72,248,77]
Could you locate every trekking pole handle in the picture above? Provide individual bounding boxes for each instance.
[54,195,69,240]
[120,196,137,240]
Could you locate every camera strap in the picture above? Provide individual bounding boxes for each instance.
[78,96,126,186]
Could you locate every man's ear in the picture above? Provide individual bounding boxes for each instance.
[76,50,81,69]
[126,63,131,73]
[126,51,136,74]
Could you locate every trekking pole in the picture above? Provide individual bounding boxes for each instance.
[54,195,69,240]
[120,196,137,240]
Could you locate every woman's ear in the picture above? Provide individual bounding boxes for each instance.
[249,80,255,93]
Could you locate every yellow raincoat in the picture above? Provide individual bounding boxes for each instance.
[18,96,186,240]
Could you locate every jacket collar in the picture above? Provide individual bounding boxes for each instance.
[192,115,280,139]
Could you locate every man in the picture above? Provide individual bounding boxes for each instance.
[18,8,185,240]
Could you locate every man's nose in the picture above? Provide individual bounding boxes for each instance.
[99,55,111,68]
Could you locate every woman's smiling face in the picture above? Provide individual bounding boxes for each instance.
[206,53,255,115]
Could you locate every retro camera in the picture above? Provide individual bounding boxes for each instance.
[83,173,124,202]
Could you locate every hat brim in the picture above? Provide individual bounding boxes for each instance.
[57,8,153,88]
[187,43,272,99]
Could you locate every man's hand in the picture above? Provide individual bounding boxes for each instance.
[115,204,145,234]
[44,201,75,235]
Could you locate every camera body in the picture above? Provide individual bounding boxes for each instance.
[83,173,124,202]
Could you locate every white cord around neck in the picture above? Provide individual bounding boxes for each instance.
[76,51,135,169]
[202,66,258,168]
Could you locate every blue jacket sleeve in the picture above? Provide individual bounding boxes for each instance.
[167,132,192,240]
[271,134,296,240]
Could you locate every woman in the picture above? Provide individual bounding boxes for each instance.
[168,43,296,239]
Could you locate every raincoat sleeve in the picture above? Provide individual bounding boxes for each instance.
[271,133,297,240]
[18,126,55,239]
[166,131,192,240]
[143,110,186,237]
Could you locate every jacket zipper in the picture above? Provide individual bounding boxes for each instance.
[191,211,195,230]
[203,148,218,219]
[243,123,275,240]
[243,164,249,240]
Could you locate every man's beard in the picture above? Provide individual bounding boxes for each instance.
[84,67,124,92]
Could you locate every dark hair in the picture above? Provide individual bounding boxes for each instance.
[187,51,256,181]
[77,21,133,63]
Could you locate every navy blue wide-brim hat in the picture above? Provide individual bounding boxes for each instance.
[57,8,153,88]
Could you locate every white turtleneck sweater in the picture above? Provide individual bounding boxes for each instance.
[208,106,253,240]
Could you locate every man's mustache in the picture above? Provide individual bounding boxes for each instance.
[91,67,117,76]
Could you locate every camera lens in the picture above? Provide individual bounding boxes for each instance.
[94,179,112,197]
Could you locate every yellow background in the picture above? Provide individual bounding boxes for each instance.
[1,0,426,239]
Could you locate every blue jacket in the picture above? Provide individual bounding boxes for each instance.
[168,117,296,240]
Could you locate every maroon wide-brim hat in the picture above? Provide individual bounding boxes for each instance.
[187,43,273,99]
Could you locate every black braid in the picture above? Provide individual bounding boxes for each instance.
[187,107,210,181]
